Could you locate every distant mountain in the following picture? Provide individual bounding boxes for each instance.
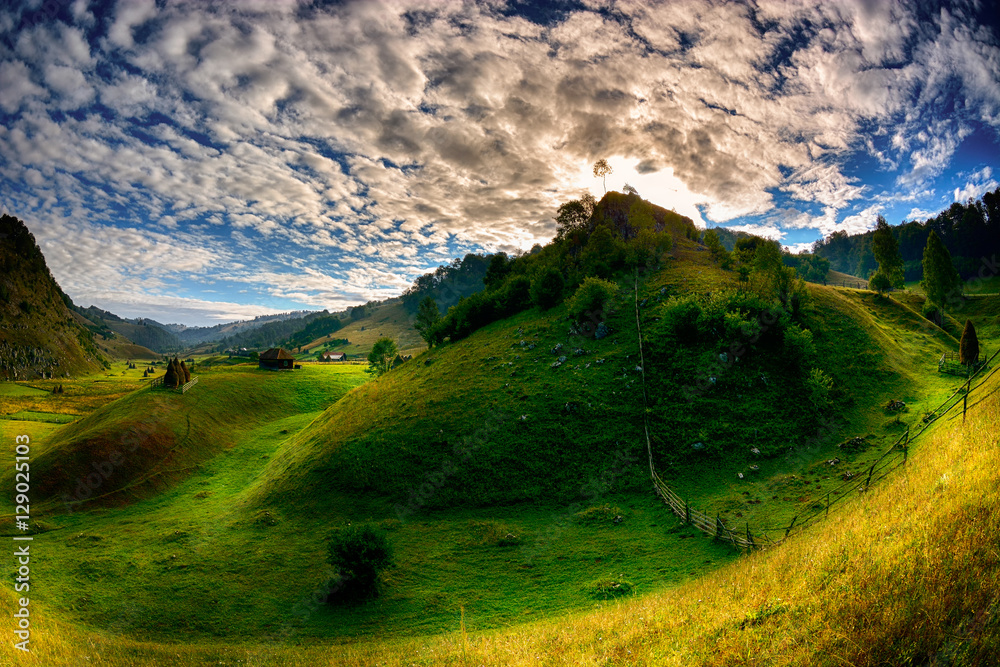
[0,213,108,380]
[165,311,316,345]
[71,305,185,354]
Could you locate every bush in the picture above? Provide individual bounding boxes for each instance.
[782,325,815,368]
[806,367,834,410]
[531,267,565,309]
[660,295,702,344]
[589,577,635,599]
[568,277,617,324]
[326,523,394,603]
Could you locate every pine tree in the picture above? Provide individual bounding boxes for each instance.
[921,230,962,310]
[960,319,980,366]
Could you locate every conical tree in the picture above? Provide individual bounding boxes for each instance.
[960,319,980,366]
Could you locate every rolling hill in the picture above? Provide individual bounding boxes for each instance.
[0,213,108,380]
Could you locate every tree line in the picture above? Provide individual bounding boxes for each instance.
[812,188,1000,281]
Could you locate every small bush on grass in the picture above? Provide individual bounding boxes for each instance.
[467,520,521,546]
[574,505,626,525]
[588,577,635,599]
[326,523,394,604]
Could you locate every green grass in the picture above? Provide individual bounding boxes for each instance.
[0,382,52,396]
[1,410,79,423]
[3,247,995,661]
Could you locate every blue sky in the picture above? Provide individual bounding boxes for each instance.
[1,0,998,325]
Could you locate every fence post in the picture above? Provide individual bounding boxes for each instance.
[865,463,875,490]
[903,426,909,463]
[685,499,690,525]
[784,515,798,539]
[825,493,830,517]
[715,515,724,541]
[746,522,755,549]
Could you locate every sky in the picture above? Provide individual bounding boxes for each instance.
[1,0,999,326]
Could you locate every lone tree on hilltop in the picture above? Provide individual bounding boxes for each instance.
[960,319,980,367]
[367,337,398,376]
[593,159,612,194]
[921,230,962,314]
[869,215,904,295]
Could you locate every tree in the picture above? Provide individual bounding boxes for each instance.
[367,337,398,376]
[530,267,565,309]
[622,183,638,196]
[960,319,980,366]
[555,196,595,240]
[326,524,394,603]
[921,230,962,310]
[593,159,612,194]
[869,215,904,294]
[350,304,367,321]
[568,277,617,324]
[414,296,442,348]
[703,229,732,269]
[483,253,511,290]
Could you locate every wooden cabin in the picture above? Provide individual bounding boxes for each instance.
[259,348,295,370]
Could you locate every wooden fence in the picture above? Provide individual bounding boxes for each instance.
[147,375,198,394]
[938,351,988,376]
[632,272,1000,550]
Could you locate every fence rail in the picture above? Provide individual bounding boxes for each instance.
[147,374,198,394]
[632,272,1000,551]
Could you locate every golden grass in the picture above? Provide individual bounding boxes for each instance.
[3,375,998,666]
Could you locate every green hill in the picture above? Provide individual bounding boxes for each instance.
[2,192,997,665]
[0,213,108,380]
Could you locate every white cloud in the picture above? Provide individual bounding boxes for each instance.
[1,0,998,322]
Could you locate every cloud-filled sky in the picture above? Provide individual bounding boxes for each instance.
[1,0,999,325]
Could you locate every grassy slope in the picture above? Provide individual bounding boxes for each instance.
[3,359,997,665]
[1,248,994,663]
[0,364,369,512]
[297,300,426,359]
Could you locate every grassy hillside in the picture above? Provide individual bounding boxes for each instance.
[2,354,997,665]
[0,214,107,380]
[297,300,426,359]
[1,364,368,512]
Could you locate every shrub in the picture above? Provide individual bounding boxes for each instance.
[530,267,565,309]
[806,367,834,410]
[568,277,617,324]
[326,523,394,603]
[589,577,635,599]
[782,325,815,368]
[661,295,702,344]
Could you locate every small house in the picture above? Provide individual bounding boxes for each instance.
[321,351,347,362]
[259,348,296,370]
